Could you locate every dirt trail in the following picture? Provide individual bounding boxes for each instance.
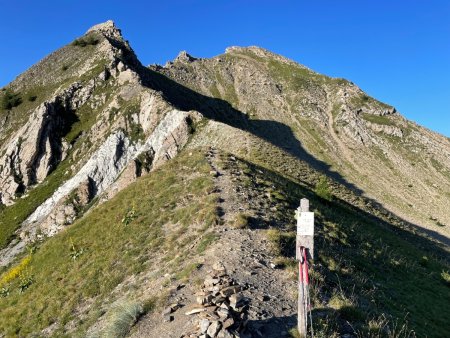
[326,99,356,168]
[131,148,297,337]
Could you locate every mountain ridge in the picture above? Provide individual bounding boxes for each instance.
[0,21,449,338]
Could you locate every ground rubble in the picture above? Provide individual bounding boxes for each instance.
[180,262,249,338]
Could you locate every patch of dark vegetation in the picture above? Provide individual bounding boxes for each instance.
[1,89,22,110]
[27,94,37,102]
[71,35,99,47]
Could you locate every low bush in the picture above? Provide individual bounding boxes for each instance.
[314,175,333,201]
[104,301,143,338]
[71,35,99,47]
[1,90,22,110]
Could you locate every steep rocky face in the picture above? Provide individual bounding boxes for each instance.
[0,21,201,265]
[153,46,450,240]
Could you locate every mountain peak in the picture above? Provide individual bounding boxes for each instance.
[225,45,311,70]
[174,50,196,63]
[86,20,122,39]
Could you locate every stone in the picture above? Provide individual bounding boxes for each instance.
[204,277,220,287]
[163,315,173,322]
[185,307,206,315]
[218,329,234,338]
[217,307,230,319]
[220,285,241,297]
[197,294,214,305]
[170,303,181,311]
[212,296,226,304]
[229,294,244,307]
[207,321,222,337]
[175,51,196,63]
[212,262,226,272]
[200,319,210,334]
[162,307,173,315]
[222,317,235,329]
[219,302,229,310]
[257,294,269,302]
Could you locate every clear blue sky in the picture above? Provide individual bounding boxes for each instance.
[1,1,449,136]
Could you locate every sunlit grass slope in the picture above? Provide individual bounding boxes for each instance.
[0,149,219,337]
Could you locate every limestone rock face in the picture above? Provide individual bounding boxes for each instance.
[0,82,95,205]
[366,121,403,138]
[0,21,204,265]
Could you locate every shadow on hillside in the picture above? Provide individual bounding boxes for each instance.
[134,66,449,251]
[244,313,297,338]
[140,68,364,195]
[243,157,450,259]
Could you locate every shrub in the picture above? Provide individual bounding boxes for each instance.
[104,301,143,338]
[0,255,32,287]
[314,175,332,201]
[1,90,22,110]
[0,287,9,298]
[441,271,450,286]
[71,35,99,47]
[27,94,37,102]
[233,213,249,228]
[69,239,85,261]
[18,275,34,293]
[121,207,137,225]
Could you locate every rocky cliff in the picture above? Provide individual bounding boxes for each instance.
[0,21,200,265]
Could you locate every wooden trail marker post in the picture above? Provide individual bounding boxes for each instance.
[296,198,314,337]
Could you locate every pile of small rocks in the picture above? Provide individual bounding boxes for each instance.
[182,262,249,338]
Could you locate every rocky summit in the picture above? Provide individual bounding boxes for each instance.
[0,21,449,338]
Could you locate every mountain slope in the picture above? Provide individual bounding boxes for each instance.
[0,21,199,265]
[0,22,449,338]
[154,46,450,242]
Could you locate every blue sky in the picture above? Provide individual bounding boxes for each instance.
[1,1,449,136]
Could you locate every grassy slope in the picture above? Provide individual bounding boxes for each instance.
[1,136,449,337]
[235,141,450,337]
[0,149,219,337]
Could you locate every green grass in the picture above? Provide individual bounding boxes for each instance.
[362,113,397,126]
[196,233,218,253]
[314,175,333,201]
[175,262,202,281]
[0,149,219,336]
[233,148,449,338]
[102,301,143,338]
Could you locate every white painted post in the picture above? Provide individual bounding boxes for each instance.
[296,198,314,337]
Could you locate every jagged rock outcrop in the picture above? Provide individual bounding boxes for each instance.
[0,82,97,205]
[0,21,204,266]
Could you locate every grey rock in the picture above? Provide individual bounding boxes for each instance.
[200,319,210,334]
[207,321,222,338]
